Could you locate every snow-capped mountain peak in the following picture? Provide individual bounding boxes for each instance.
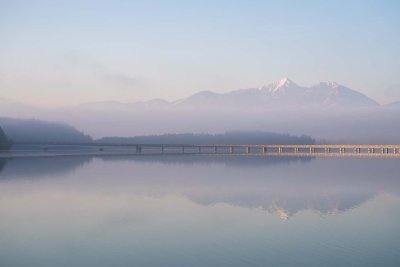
[275,77,293,88]
[178,78,378,108]
[262,77,298,93]
[76,78,379,110]
[259,78,305,99]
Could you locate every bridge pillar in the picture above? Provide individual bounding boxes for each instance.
[294,147,299,153]
[246,147,250,153]
[325,148,330,153]
[263,147,267,153]
[136,145,142,153]
[214,146,217,153]
[230,146,233,153]
[309,147,315,153]
[381,148,389,154]
[278,147,283,153]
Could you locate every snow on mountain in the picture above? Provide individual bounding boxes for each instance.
[261,77,300,94]
[178,78,379,108]
[260,78,308,104]
[76,78,379,110]
[308,82,378,107]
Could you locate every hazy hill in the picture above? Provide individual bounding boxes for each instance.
[97,131,315,145]
[0,126,12,149]
[0,117,93,143]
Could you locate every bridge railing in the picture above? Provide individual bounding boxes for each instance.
[1,143,399,158]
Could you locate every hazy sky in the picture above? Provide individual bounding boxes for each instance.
[1,0,399,107]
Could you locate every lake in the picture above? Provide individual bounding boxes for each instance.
[0,155,399,267]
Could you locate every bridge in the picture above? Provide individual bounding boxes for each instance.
[1,143,400,158]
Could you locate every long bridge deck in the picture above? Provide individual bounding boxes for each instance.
[1,143,400,158]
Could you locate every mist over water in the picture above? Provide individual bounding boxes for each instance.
[48,107,400,143]
[1,155,399,267]
[2,102,400,143]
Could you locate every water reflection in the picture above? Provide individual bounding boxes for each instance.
[1,155,400,267]
[100,154,314,166]
[1,155,399,219]
[0,159,6,172]
[0,156,92,179]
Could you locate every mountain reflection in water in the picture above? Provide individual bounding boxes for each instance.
[1,155,398,220]
[1,155,400,267]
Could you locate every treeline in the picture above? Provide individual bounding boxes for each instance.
[97,131,315,145]
[0,126,12,149]
[0,117,92,143]
[0,117,315,146]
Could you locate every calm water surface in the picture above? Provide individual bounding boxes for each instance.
[0,155,399,267]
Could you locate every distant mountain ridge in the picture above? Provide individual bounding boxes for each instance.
[178,78,379,108]
[78,78,380,110]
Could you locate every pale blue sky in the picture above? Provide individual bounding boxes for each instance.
[0,0,399,106]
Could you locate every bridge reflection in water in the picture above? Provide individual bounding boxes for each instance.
[2,143,400,158]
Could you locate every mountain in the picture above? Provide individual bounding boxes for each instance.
[307,81,379,107]
[72,78,378,111]
[0,117,93,143]
[177,78,379,108]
